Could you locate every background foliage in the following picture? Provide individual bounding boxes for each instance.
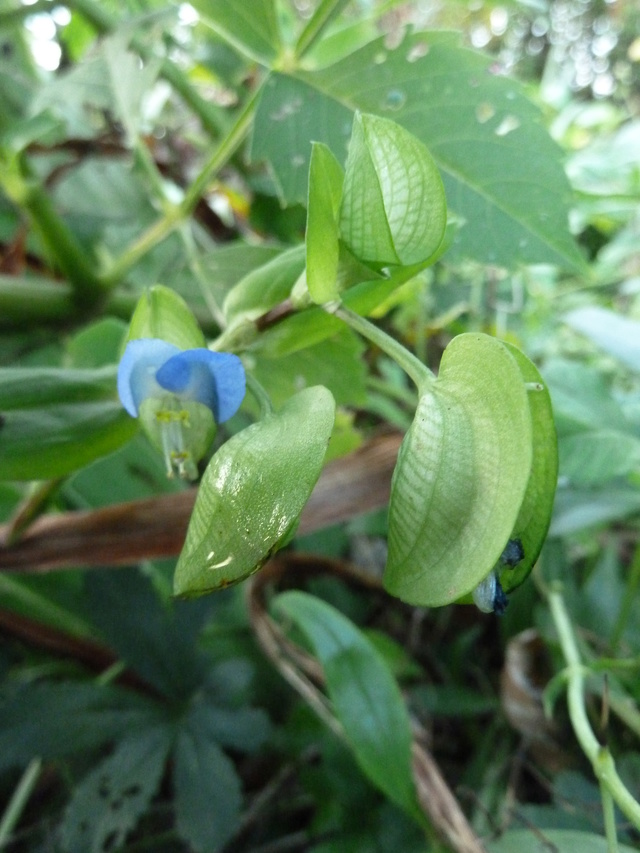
[1,0,640,851]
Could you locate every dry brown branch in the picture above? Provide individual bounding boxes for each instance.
[0,432,402,574]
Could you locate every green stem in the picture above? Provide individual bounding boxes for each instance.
[293,0,351,60]
[245,373,273,418]
[600,782,619,853]
[0,274,75,324]
[327,303,434,391]
[100,85,260,288]
[548,584,640,832]
[0,758,42,849]
[0,155,104,307]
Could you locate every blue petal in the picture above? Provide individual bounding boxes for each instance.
[155,349,246,422]
[117,339,181,416]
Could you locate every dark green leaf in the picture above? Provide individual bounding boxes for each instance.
[189,0,281,64]
[488,829,638,853]
[174,704,243,852]
[252,32,585,270]
[60,727,172,853]
[0,682,162,772]
[275,590,420,821]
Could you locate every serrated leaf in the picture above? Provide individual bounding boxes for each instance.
[384,333,533,606]
[189,0,281,64]
[306,142,344,303]
[340,112,446,266]
[174,386,336,596]
[126,284,206,349]
[174,706,243,852]
[498,343,557,594]
[251,31,585,271]
[60,728,171,853]
[0,682,162,773]
[275,591,420,821]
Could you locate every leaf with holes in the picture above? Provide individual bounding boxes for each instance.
[60,728,172,853]
[251,31,586,271]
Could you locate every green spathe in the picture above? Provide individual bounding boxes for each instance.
[174,386,336,596]
[384,334,536,607]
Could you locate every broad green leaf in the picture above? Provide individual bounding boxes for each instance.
[498,344,558,594]
[223,244,306,324]
[384,334,533,607]
[67,318,128,368]
[550,486,640,537]
[543,358,631,434]
[0,365,118,408]
[251,31,585,270]
[174,386,336,596]
[306,142,344,303]
[60,728,172,853]
[0,365,137,480]
[565,306,640,372]
[488,829,638,853]
[560,430,640,486]
[173,703,243,852]
[275,591,420,821]
[126,284,206,349]
[340,113,446,266]
[189,0,281,64]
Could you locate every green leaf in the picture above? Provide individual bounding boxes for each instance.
[498,343,558,594]
[384,334,533,606]
[340,112,446,266]
[174,386,336,596]
[126,284,206,349]
[274,591,420,821]
[0,376,137,481]
[0,682,162,772]
[550,486,640,538]
[565,306,640,372]
[223,244,306,324]
[103,35,161,146]
[560,430,640,486]
[306,142,344,303]
[543,359,631,434]
[60,727,172,853]
[189,0,281,64]
[252,31,585,271]
[67,318,128,368]
[488,829,638,853]
[173,704,243,852]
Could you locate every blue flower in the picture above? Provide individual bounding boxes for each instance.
[118,338,246,479]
